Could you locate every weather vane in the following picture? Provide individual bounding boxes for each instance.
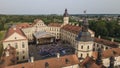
[84,10,87,14]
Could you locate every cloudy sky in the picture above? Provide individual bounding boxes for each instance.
[0,0,120,14]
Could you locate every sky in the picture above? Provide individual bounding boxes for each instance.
[0,0,120,14]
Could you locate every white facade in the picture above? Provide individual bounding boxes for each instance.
[63,17,69,26]
[103,56,120,67]
[76,41,94,59]
[3,32,29,62]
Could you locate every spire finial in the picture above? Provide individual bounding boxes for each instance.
[84,10,87,17]
[63,8,69,17]
[65,8,67,12]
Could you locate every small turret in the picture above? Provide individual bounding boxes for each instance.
[63,9,69,26]
[96,48,103,65]
[63,9,69,17]
[76,11,93,42]
[82,17,89,32]
[108,56,115,68]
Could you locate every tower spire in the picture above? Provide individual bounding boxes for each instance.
[62,9,69,26]
[76,10,93,42]
[82,10,89,32]
[63,8,69,17]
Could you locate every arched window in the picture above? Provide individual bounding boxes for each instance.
[81,46,83,49]
[106,47,108,50]
[93,48,95,51]
[87,46,89,49]
[87,53,89,56]
[45,62,49,68]
[81,54,83,57]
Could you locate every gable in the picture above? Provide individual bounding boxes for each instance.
[4,32,26,41]
[33,20,46,27]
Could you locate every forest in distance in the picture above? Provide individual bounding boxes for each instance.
[0,14,120,42]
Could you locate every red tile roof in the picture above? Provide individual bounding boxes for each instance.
[5,54,79,68]
[80,57,104,68]
[61,24,82,34]
[16,23,31,28]
[48,23,62,27]
[92,48,120,59]
[3,27,27,42]
[94,38,119,48]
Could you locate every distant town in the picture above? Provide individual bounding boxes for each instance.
[0,9,120,68]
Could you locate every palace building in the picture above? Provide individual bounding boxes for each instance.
[1,9,120,68]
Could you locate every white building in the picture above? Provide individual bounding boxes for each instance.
[2,26,29,62]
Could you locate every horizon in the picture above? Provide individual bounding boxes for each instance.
[0,14,120,16]
[0,0,120,14]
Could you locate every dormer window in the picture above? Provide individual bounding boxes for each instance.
[8,44,10,46]
[22,66,24,68]
[15,37,17,39]
[65,59,70,64]
[45,62,49,68]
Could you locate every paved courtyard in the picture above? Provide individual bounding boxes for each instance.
[29,40,75,60]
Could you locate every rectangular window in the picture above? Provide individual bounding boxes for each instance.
[81,54,83,57]
[23,56,25,59]
[22,51,25,54]
[17,52,19,55]
[87,53,89,56]
[22,42,25,48]
[17,57,19,60]
[15,43,18,48]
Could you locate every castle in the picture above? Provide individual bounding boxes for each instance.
[1,9,120,68]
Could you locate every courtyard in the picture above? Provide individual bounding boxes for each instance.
[28,40,75,60]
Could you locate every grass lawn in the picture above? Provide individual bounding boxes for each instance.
[0,31,6,41]
[0,43,3,57]
[0,31,5,57]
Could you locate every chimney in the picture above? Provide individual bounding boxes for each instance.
[111,38,114,42]
[30,56,34,63]
[98,35,101,39]
[5,51,9,57]
[72,23,74,26]
[57,53,60,58]
[76,24,79,26]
